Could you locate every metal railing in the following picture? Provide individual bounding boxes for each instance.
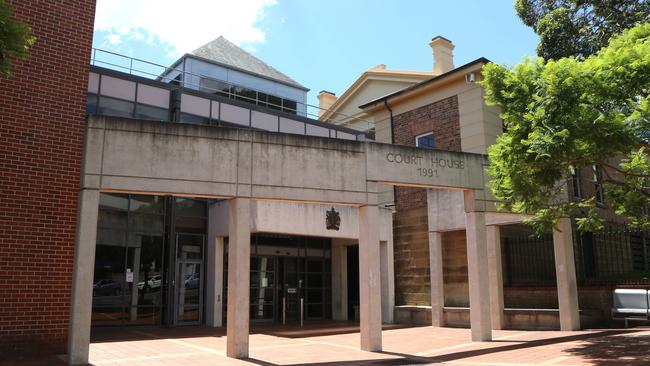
[503,225,650,287]
[90,48,376,133]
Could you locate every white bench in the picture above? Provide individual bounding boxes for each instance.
[612,289,650,328]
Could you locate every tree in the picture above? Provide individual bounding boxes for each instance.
[481,23,650,234]
[0,0,36,77]
[515,0,650,59]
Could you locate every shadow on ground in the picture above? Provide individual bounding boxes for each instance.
[564,330,650,366]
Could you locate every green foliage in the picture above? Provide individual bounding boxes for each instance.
[515,0,650,59]
[482,23,650,234]
[0,0,36,77]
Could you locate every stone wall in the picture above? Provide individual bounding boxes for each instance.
[391,95,462,306]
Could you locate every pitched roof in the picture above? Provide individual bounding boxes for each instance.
[358,57,490,109]
[191,36,307,90]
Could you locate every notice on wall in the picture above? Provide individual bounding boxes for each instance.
[126,269,133,283]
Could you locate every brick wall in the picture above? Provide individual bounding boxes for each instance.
[0,0,96,354]
[392,96,461,305]
[393,95,461,211]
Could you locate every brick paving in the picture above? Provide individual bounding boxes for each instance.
[3,323,649,365]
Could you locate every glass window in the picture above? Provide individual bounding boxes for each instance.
[135,104,169,121]
[130,195,165,215]
[87,94,98,115]
[97,210,127,230]
[129,213,165,233]
[282,99,297,114]
[100,193,128,211]
[416,132,435,149]
[175,198,206,217]
[257,92,268,108]
[267,95,282,111]
[592,165,605,204]
[570,166,582,198]
[98,96,134,118]
[199,77,230,98]
[177,234,203,260]
[179,113,209,125]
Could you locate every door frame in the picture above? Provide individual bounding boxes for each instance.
[173,233,205,325]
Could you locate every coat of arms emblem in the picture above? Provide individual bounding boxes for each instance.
[326,207,341,231]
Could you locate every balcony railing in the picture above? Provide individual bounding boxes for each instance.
[90,48,375,134]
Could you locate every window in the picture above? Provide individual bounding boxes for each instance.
[570,166,582,198]
[592,165,605,204]
[416,132,435,149]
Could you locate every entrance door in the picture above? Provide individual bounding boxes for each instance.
[279,256,303,323]
[174,233,204,324]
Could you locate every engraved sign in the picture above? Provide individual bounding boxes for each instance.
[326,207,341,231]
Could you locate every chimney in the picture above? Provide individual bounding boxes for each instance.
[429,36,454,75]
[317,90,337,118]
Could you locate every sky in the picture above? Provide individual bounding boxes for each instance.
[92,0,539,109]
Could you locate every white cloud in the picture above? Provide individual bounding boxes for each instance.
[94,0,278,56]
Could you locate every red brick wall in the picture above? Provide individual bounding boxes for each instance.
[392,95,461,305]
[393,95,461,211]
[0,0,96,354]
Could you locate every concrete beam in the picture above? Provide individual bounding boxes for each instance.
[553,217,580,331]
[358,204,382,351]
[68,189,100,365]
[226,198,251,358]
[428,231,445,327]
[486,225,504,330]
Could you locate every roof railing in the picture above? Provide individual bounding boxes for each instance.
[90,48,376,133]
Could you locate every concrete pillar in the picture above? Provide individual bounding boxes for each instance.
[206,235,225,327]
[67,188,100,365]
[226,198,251,358]
[331,241,348,321]
[358,204,382,352]
[464,191,492,342]
[486,225,504,330]
[553,217,580,331]
[428,231,445,327]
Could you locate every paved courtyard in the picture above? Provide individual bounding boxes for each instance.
[5,322,650,366]
[85,323,650,366]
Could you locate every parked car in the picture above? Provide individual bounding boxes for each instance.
[137,275,161,291]
[93,279,121,296]
[184,272,200,289]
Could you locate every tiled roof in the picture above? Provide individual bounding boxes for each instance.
[191,36,307,90]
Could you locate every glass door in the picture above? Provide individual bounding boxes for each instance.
[279,256,303,323]
[250,256,276,321]
[174,233,204,324]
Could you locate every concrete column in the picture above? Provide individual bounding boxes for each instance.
[464,191,492,341]
[68,188,100,365]
[331,240,348,321]
[226,198,251,358]
[486,225,504,330]
[428,231,445,327]
[358,204,382,352]
[206,235,225,327]
[553,217,580,331]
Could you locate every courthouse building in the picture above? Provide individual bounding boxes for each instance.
[2,1,648,365]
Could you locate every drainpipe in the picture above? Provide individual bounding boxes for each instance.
[383,99,394,144]
[384,98,397,211]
